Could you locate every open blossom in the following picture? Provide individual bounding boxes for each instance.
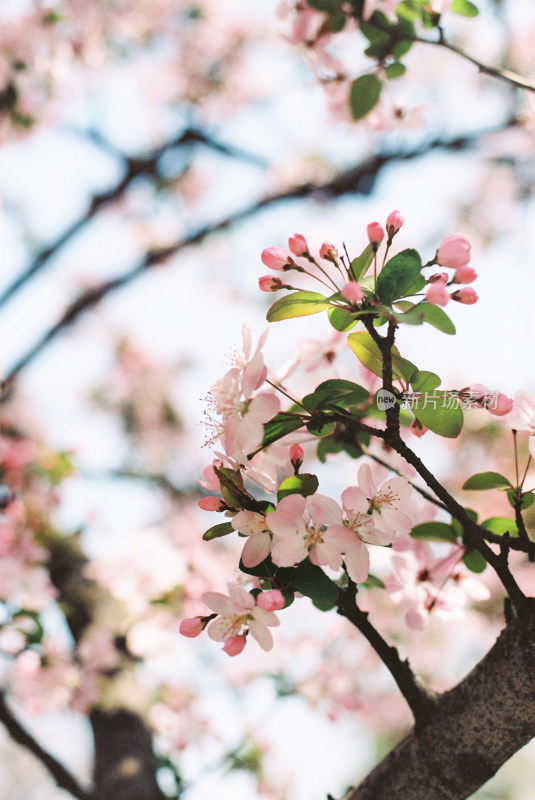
[231,509,273,567]
[435,235,471,268]
[269,493,357,572]
[505,390,535,456]
[202,583,280,653]
[356,464,413,539]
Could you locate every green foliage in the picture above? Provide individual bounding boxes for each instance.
[348,330,415,382]
[393,300,456,334]
[462,548,487,573]
[202,522,234,541]
[450,0,479,17]
[507,490,534,510]
[385,61,406,79]
[349,243,374,280]
[411,392,464,438]
[328,306,359,331]
[375,248,422,305]
[266,291,330,322]
[307,0,342,9]
[481,517,519,537]
[261,413,304,449]
[410,521,457,543]
[410,370,441,393]
[462,472,511,491]
[350,74,383,119]
[277,473,319,501]
[240,555,339,610]
[303,379,370,412]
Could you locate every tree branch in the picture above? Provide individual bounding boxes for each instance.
[336,581,437,725]
[0,692,95,800]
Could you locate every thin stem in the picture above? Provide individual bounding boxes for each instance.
[520,454,532,489]
[0,692,95,800]
[514,430,519,488]
[336,581,437,725]
[265,378,309,412]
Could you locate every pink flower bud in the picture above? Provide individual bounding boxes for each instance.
[410,418,428,437]
[256,589,285,611]
[386,209,404,236]
[451,287,478,305]
[341,281,365,303]
[435,235,471,268]
[427,272,448,284]
[487,393,514,416]
[319,242,339,263]
[198,496,226,511]
[290,443,304,471]
[259,275,285,292]
[426,283,449,307]
[367,222,385,244]
[453,266,477,284]
[288,233,308,257]
[222,634,246,656]
[261,247,292,271]
[179,617,204,638]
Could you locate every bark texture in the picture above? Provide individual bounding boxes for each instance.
[346,601,535,800]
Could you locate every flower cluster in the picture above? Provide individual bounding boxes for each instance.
[425,235,478,308]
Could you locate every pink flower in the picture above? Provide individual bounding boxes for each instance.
[202,583,280,652]
[179,617,205,638]
[259,275,286,292]
[341,281,365,303]
[261,247,292,270]
[269,493,356,572]
[288,233,309,257]
[505,390,535,457]
[367,222,385,244]
[435,235,471,268]
[487,393,513,416]
[198,496,226,511]
[451,288,478,304]
[231,510,273,567]
[426,283,449,307]
[256,589,285,611]
[356,464,413,539]
[386,209,404,238]
[319,242,339,263]
[453,266,477,284]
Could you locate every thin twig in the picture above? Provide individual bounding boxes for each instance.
[0,692,95,800]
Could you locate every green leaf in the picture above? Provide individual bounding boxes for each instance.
[328,11,346,31]
[303,379,370,411]
[418,302,456,335]
[462,472,511,491]
[277,473,319,501]
[411,393,464,438]
[203,522,234,541]
[350,74,383,120]
[462,548,487,573]
[361,573,386,590]
[450,0,479,17]
[328,306,358,331]
[347,330,414,382]
[481,517,519,537]
[279,559,339,609]
[306,418,335,438]
[262,413,304,448]
[376,248,422,306]
[410,522,457,543]
[385,61,406,79]
[349,243,374,281]
[507,490,534,510]
[410,370,441,393]
[391,38,413,58]
[266,291,330,322]
[393,306,425,325]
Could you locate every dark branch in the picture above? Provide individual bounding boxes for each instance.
[0,692,95,800]
[336,581,437,725]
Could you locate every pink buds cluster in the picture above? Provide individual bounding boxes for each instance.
[426,234,478,307]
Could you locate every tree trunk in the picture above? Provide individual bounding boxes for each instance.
[346,601,535,799]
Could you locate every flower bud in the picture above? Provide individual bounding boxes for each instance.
[261,247,292,270]
[410,418,428,437]
[451,287,478,305]
[367,221,385,244]
[256,589,285,611]
[453,266,477,284]
[179,617,205,638]
[427,272,448,284]
[386,209,404,239]
[198,496,226,511]
[288,233,309,257]
[435,235,471,268]
[319,242,339,263]
[426,283,449,307]
[487,393,513,416]
[341,281,365,303]
[259,275,286,292]
[290,443,304,472]
[222,634,247,656]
